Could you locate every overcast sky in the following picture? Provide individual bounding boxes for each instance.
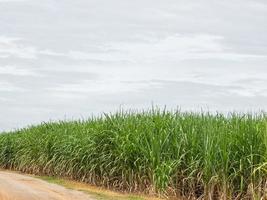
[0,0,267,131]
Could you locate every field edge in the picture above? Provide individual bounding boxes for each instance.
[0,169,165,200]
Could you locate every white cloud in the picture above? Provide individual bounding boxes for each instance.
[39,49,66,57]
[0,97,7,102]
[0,36,37,59]
[68,50,124,61]
[48,80,162,95]
[65,34,267,63]
[0,81,25,92]
[0,65,38,76]
[0,36,69,59]
[0,0,28,2]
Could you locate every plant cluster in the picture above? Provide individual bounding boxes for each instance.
[1,109,267,199]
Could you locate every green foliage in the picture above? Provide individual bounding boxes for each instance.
[1,109,267,199]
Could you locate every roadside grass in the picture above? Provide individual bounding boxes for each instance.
[1,109,267,199]
[38,175,160,200]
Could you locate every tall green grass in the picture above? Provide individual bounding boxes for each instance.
[1,109,267,199]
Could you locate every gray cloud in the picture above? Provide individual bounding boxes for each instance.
[0,0,267,131]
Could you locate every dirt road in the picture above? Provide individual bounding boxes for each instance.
[0,171,94,200]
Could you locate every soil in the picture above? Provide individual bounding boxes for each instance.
[0,171,94,200]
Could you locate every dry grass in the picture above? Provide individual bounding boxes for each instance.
[38,175,164,200]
